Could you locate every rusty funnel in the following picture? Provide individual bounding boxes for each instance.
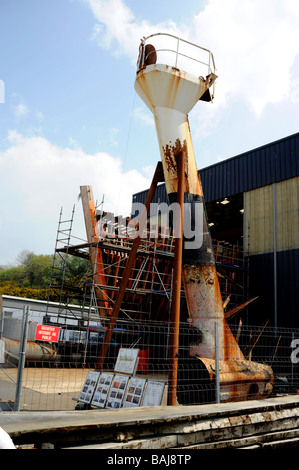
[135,33,273,404]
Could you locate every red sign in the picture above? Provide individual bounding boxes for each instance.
[35,325,60,342]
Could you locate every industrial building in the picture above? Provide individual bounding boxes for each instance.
[132,132,299,329]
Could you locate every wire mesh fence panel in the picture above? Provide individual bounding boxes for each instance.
[1,318,299,411]
[0,355,18,412]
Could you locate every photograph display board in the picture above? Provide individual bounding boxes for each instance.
[123,377,147,408]
[114,348,139,375]
[91,372,114,408]
[141,380,166,407]
[105,374,130,409]
[78,371,100,404]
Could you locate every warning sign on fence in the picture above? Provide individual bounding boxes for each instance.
[35,325,60,342]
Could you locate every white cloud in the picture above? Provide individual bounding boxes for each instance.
[109,127,119,146]
[13,102,29,119]
[87,0,183,63]
[68,136,81,148]
[142,164,156,179]
[193,0,299,115]
[290,78,299,104]
[0,132,151,263]
[7,129,25,143]
[2,132,150,214]
[86,0,299,116]
[133,107,154,127]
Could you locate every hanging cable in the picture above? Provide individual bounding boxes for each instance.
[116,92,136,214]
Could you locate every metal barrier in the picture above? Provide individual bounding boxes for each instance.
[1,317,299,411]
[137,33,216,81]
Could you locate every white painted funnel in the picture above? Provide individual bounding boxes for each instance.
[134,33,222,358]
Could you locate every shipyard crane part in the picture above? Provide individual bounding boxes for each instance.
[134,33,273,404]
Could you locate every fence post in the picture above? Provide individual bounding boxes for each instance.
[291,331,294,389]
[14,305,30,411]
[215,321,220,403]
[0,294,3,340]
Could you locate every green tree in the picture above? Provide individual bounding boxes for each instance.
[0,250,90,300]
[14,250,52,287]
[0,250,52,288]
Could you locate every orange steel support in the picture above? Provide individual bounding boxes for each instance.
[168,150,185,406]
[96,162,164,370]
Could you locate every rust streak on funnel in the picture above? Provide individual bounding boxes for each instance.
[134,33,273,404]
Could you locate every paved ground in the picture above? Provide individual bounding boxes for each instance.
[0,367,167,411]
[0,366,91,411]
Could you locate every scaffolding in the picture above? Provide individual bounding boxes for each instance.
[43,188,250,372]
[50,211,249,320]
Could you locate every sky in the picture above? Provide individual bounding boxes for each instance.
[0,0,299,266]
